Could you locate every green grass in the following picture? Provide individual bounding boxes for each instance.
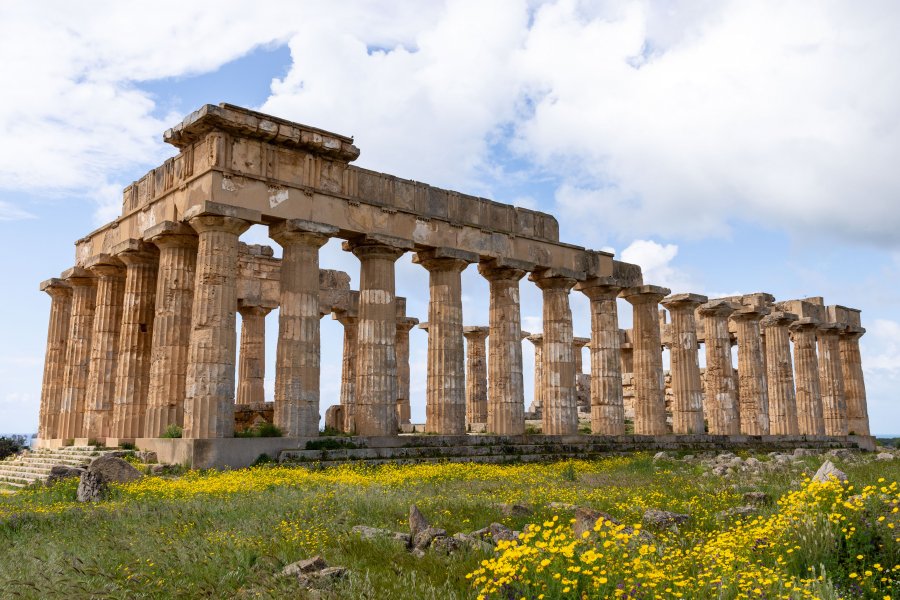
[0,451,897,599]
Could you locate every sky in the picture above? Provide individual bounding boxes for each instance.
[1,0,898,435]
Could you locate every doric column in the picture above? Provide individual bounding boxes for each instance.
[344,237,409,436]
[237,303,272,406]
[463,326,489,425]
[270,220,336,437]
[414,249,475,435]
[109,241,159,441]
[333,309,358,432]
[479,262,527,435]
[761,311,799,435]
[789,318,825,435]
[395,316,419,425]
[731,306,771,435]
[527,333,544,415]
[83,255,126,441]
[840,325,870,436]
[58,268,96,441]
[573,337,590,376]
[38,279,72,441]
[575,283,625,435]
[697,300,740,435]
[144,222,197,437]
[818,323,848,436]
[621,285,671,435]
[660,293,707,434]
[620,330,634,374]
[183,211,252,439]
[531,273,579,435]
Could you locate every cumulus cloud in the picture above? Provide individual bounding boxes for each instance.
[619,239,695,292]
[863,319,900,375]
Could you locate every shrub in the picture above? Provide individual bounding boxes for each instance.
[0,435,25,460]
[161,425,183,439]
[235,423,283,438]
[305,438,357,450]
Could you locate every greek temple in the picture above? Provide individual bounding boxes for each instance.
[34,105,872,466]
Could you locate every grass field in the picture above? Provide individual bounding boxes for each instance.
[0,451,898,599]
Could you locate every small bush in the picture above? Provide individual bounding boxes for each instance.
[251,453,276,466]
[305,438,358,450]
[119,442,136,450]
[235,423,283,438]
[161,425,183,439]
[0,435,25,460]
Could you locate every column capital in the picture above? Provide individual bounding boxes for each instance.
[396,316,420,334]
[573,336,590,349]
[697,299,739,318]
[660,292,708,311]
[817,322,847,336]
[526,333,544,346]
[463,326,489,341]
[269,219,337,248]
[478,260,527,282]
[575,281,622,300]
[730,305,770,322]
[788,316,821,333]
[840,324,866,340]
[519,330,532,340]
[112,239,159,266]
[530,273,577,292]
[145,221,198,248]
[620,284,670,304]
[182,201,260,231]
[343,235,412,261]
[414,247,478,272]
[40,278,72,297]
[760,311,798,329]
[84,254,125,278]
[186,214,253,236]
[237,302,273,318]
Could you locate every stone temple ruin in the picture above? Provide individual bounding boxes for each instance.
[34,104,873,467]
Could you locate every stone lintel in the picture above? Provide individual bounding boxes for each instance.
[777,298,827,322]
[163,103,361,162]
[417,322,430,332]
[573,336,591,347]
[529,267,585,283]
[342,233,416,254]
[760,311,799,328]
[583,258,643,288]
[413,247,479,265]
[519,330,532,340]
[397,316,420,331]
[463,326,490,339]
[818,322,847,334]
[61,266,93,281]
[143,220,197,243]
[697,299,740,317]
[827,304,862,328]
[788,316,821,331]
[661,293,708,310]
[841,325,865,337]
[182,200,262,225]
[730,305,771,320]
[39,278,70,293]
[269,218,340,240]
[620,285,671,302]
[111,238,159,261]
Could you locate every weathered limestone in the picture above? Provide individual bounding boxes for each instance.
[761,311,799,435]
[183,207,254,439]
[621,285,670,435]
[527,333,544,415]
[660,293,707,434]
[414,249,475,435]
[532,274,578,435]
[573,337,590,376]
[698,300,740,435]
[479,262,527,435]
[839,325,869,436]
[270,220,337,437]
[109,241,159,441]
[395,316,419,425]
[333,309,358,432]
[345,237,410,436]
[731,305,771,436]
[789,317,825,436]
[144,222,198,437]
[237,303,271,406]
[58,268,97,441]
[38,279,72,441]
[818,323,848,436]
[83,255,126,441]
[463,326,489,425]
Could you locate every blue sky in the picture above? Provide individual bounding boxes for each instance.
[1,1,898,435]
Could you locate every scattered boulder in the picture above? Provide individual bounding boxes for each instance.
[76,471,106,503]
[876,452,894,462]
[409,504,429,540]
[46,465,85,485]
[350,525,410,546]
[642,509,690,529]
[682,454,695,462]
[76,455,143,502]
[742,491,772,506]
[793,448,816,457]
[412,526,447,551]
[548,501,576,511]
[150,464,177,475]
[827,449,855,460]
[573,507,620,538]
[136,451,158,464]
[653,451,669,461]
[812,460,848,484]
[498,503,532,517]
[472,522,519,543]
[282,555,327,577]
[717,506,759,520]
[282,555,348,589]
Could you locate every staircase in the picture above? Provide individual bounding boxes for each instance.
[0,447,104,490]
[279,433,865,468]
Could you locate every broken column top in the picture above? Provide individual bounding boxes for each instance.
[163,103,361,162]
[463,326,490,338]
[661,292,709,309]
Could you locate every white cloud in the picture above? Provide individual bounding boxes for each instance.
[863,319,900,376]
[0,201,35,221]
[619,239,695,292]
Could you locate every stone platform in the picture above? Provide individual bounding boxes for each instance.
[136,434,876,470]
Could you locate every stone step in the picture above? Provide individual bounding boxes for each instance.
[0,471,38,484]
[5,457,91,467]
[282,442,610,462]
[287,451,612,468]
[0,464,55,475]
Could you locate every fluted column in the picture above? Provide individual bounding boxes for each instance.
[818,323,848,436]
[109,241,159,441]
[38,279,72,441]
[761,311,799,435]
[463,326,489,425]
[621,285,670,435]
[479,263,526,435]
[573,337,590,376]
[333,310,358,432]
[58,268,96,441]
[532,274,578,435]
[660,293,707,434]
[789,318,825,435]
[345,238,407,436]
[395,316,418,425]
[527,334,544,415]
[840,326,870,436]
[183,214,251,439]
[698,300,740,435]
[270,220,336,437]
[144,222,197,437]
[575,283,625,435]
[731,306,771,435]
[237,303,271,406]
[83,256,126,441]
[414,250,473,435]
